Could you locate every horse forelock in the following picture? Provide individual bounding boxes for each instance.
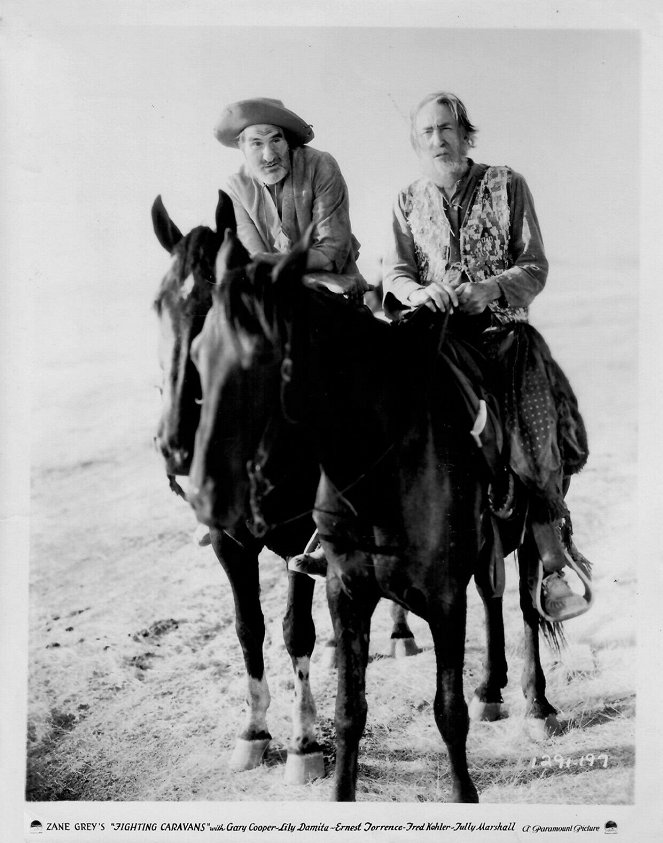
[222,259,285,349]
[154,226,220,315]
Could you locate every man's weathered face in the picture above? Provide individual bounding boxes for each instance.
[414,101,469,183]
[239,124,290,185]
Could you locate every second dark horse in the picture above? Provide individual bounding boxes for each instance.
[152,192,420,784]
[187,226,570,802]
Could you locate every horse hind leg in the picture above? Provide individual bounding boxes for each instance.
[469,543,509,722]
[388,602,421,658]
[282,569,325,784]
[469,587,508,722]
[319,633,338,671]
[518,531,563,739]
[210,530,272,771]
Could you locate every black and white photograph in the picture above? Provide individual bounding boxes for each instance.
[2,1,662,841]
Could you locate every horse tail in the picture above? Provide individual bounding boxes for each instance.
[540,617,567,654]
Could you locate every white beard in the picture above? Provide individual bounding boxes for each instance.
[423,155,469,189]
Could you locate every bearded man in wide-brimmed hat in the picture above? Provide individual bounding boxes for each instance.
[214,97,366,297]
[208,97,366,570]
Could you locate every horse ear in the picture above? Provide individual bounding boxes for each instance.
[151,195,183,253]
[215,190,237,236]
[215,229,250,283]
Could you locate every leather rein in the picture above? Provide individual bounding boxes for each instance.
[166,299,452,539]
[244,303,452,538]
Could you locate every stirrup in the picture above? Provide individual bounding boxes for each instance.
[533,557,593,623]
[287,532,327,581]
[192,524,212,547]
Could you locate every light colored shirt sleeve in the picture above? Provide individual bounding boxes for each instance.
[381,191,424,315]
[495,171,548,308]
[306,152,355,273]
[223,176,271,256]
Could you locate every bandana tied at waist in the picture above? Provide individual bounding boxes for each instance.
[483,323,589,521]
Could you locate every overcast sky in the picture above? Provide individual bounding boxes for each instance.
[8,20,639,299]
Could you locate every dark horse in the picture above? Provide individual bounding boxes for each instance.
[151,193,419,783]
[187,230,575,802]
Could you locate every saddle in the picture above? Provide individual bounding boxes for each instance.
[392,307,511,513]
[437,335,506,485]
[438,338,517,599]
[302,271,369,304]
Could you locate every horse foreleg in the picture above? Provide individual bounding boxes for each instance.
[469,572,508,722]
[282,569,325,784]
[388,602,420,658]
[210,529,272,770]
[430,591,479,803]
[517,532,562,738]
[325,556,379,802]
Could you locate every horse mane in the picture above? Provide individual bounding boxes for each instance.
[220,259,277,343]
[221,255,461,417]
[218,246,483,491]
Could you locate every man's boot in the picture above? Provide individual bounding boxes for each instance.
[531,520,590,622]
[531,520,568,572]
[538,571,588,621]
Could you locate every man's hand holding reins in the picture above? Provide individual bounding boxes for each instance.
[407,279,459,312]
[455,278,501,315]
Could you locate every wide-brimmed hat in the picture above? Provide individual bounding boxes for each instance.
[213,98,314,148]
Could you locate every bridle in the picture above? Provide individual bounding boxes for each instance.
[159,240,221,502]
[166,288,454,541]
[243,314,402,539]
[245,330,302,537]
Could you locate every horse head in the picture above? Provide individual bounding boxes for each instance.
[152,191,236,475]
[187,232,308,529]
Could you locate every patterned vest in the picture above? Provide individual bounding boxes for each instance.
[406,167,528,325]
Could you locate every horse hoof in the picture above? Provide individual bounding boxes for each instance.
[229,738,270,771]
[319,644,338,670]
[451,782,480,803]
[284,750,325,785]
[468,695,506,722]
[525,713,563,740]
[390,637,420,658]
